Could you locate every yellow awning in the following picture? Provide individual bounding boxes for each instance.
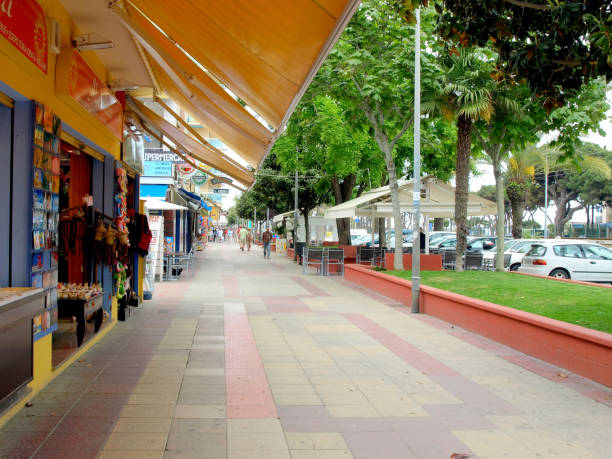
[113,0,360,170]
[149,59,267,167]
[127,97,254,186]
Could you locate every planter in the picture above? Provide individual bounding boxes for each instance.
[345,264,612,387]
[338,245,358,264]
[287,248,295,259]
[384,253,442,271]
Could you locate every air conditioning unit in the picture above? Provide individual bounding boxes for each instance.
[48,17,61,54]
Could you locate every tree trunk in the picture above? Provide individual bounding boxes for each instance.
[510,198,524,239]
[336,218,351,245]
[493,159,505,271]
[382,148,403,270]
[433,218,444,231]
[454,114,472,272]
[302,211,310,247]
[332,174,356,245]
[378,217,386,249]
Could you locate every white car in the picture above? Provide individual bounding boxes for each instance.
[505,239,540,271]
[519,240,612,283]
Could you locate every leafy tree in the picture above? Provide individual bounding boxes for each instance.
[318,0,423,269]
[423,47,496,271]
[505,148,537,238]
[300,93,382,244]
[272,111,331,246]
[399,1,612,108]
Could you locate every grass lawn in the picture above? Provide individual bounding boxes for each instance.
[388,270,612,334]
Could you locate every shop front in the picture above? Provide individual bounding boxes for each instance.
[0,0,145,423]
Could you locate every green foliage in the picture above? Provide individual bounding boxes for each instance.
[400,1,612,107]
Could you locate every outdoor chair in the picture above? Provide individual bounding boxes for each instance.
[171,252,192,279]
[373,247,387,268]
[295,242,307,264]
[356,247,375,266]
[441,249,456,270]
[302,247,325,275]
[464,252,483,270]
[325,248,345,276]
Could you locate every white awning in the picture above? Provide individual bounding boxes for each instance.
[144,198,188,211]
[324,177,497,219]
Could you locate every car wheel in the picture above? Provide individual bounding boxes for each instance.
[549,268,570,279]
[509,264,520,271]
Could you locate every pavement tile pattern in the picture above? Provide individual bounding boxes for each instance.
[1,242,610,458]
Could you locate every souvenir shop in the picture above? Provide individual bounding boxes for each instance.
[0,0,145,417]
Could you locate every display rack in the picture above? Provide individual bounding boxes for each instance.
[31,102,60,340]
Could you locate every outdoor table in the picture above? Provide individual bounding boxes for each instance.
[58,293,104,347]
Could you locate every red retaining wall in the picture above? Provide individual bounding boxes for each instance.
[385,253,442,271]
[345,264,612,387]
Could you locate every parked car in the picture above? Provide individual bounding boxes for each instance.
[519,240,612,283]
[481,239,539,270]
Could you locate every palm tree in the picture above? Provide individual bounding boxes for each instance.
[505,146,538,238]
[423,48,496,271]
[507,144,612,238]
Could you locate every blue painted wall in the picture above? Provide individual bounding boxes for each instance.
[11,101,34,287]
[102,156,115,314]
[0,104,11,287]
[91,158,104,288]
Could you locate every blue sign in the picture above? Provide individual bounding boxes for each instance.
[144,161,172,177]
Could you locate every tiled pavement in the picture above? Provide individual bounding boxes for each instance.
[1,243,611,458]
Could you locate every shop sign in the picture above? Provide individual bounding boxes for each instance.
[143,161,172,177]
[56,48,123,140]
[210,207,219,221]
[191,171,207,185]
[0,0,47,73]
[144,150,183,162]
[176,163,195,177]
[212,188,229,194]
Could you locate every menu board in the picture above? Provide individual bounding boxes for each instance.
[31,102,59,340]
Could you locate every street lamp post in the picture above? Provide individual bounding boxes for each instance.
[411,8,421,314]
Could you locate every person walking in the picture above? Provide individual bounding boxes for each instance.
[238,226,247,251]
[262,227,272,259]
[246,230,252,251]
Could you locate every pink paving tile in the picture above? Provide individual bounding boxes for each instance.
[225,312,277,418]
[449,329,518,353]
[343,313,459,377]
[290,276,330,296]
[267,304,312,314]
[585,391,612,408]
[502,354,571,382]
[223,275,240,297]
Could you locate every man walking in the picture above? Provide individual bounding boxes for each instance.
[238,226,247,251]
[262,226,272,259]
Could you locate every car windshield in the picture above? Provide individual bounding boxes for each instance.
[515,242,536,253]
[503,240,518,251]
[582,245,612,260]
[526,245,547,257]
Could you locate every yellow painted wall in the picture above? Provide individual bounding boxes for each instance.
[0,1,125,427]
[0,0,121,158]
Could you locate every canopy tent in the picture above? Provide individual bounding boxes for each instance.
[324,177,497,219]
[110,0,361,173]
